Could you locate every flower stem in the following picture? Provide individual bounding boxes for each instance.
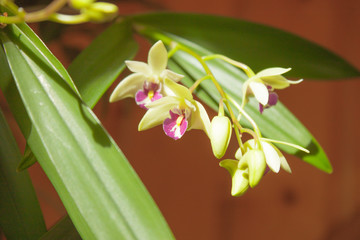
[0,0,68,23]
[260,137,310,153]
[202,54,255,78]
[189,75,211,93]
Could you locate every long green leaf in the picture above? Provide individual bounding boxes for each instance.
[0,107,46,239]
[130,13,359,79]
[40,215,81,240]
[17,19,138,171]
[68,19,138,108]
[0,24,174,240]
[139,29,332,173]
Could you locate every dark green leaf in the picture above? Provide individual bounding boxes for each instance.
[0,107,46,239]
[40,215,81,240]
[68,19,138,108]
[130,13,359,79]
[0,23,174,240]
[17,145,37,172]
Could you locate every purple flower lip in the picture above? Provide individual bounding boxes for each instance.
[163,109,188,140]
[259,89,278,114]
[135,82,162,109]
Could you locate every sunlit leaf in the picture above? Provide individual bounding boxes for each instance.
[0,22,174,240]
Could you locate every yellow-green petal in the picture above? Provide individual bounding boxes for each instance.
[256,67,291,78]
[148,40,168,76]
[109,73,146,102]
[138,97,179,131]
[125,60,151,76]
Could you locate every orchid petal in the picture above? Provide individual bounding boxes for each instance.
[188,101,211,136]
[145,95,179,109]
[164,78,193,100]
[161,69,184,82]
[109,73,146,102]
[249,81,269,105]
[138,97,179,131]
[125,60,151,76]
[261,141,281,173]
[261,75,290,89]
[256,67,291,78]
[235,148,243,161]
[148,40,168,75]
[271,143,292,173]
[163,111,188,140]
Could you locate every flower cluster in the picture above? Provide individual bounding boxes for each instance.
[110,40,308,196]
[110,41,210,140]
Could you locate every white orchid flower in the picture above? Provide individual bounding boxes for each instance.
[138,79,210,140]
[244,139,291,174]
[243,68,302,112]
[109,40,184,108]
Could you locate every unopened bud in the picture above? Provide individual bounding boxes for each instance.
[83,2,118,22]
[219,159,249,196]
[243,149,266,188]
[210,116,232,159]
[70,0,95,9]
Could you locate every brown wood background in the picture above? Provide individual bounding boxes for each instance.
[1,0,360,239]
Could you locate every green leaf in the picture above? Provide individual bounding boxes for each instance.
[0,23,174,240]
[130,12,359,79]
[68,19,138,108]
[40,215,81,240]
[0,107,46,239]
[17,145,37,172]
[17,20,138,171]
[141,29,332,173]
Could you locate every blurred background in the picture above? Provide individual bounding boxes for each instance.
[1,0,360,239]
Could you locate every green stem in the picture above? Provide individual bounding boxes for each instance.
[189,75,211,93]
[202,54,255,78]
[260,137,309,153]
[225,93,262,139]
[0,0,68,23]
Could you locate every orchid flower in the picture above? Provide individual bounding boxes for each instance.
[243,67,302,112]
[243,139,292,174]
[138,79,211,140]
[109,40,184,108]
[220,138,292,196]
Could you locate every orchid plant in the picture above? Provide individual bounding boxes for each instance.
[0,0,358,239]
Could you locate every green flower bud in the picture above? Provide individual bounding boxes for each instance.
[243,149,266,188]
[210,116,232,159]
[83,2,118,22]
[219,159,249,196]
[70,0,95,9]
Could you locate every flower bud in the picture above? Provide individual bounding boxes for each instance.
[219,159,249,196]
[210,116,232,159]
[83,2,118,22]
[70,0,95,9]
[243,149,266,188]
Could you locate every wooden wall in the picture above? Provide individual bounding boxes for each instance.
[2,0,360,239]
